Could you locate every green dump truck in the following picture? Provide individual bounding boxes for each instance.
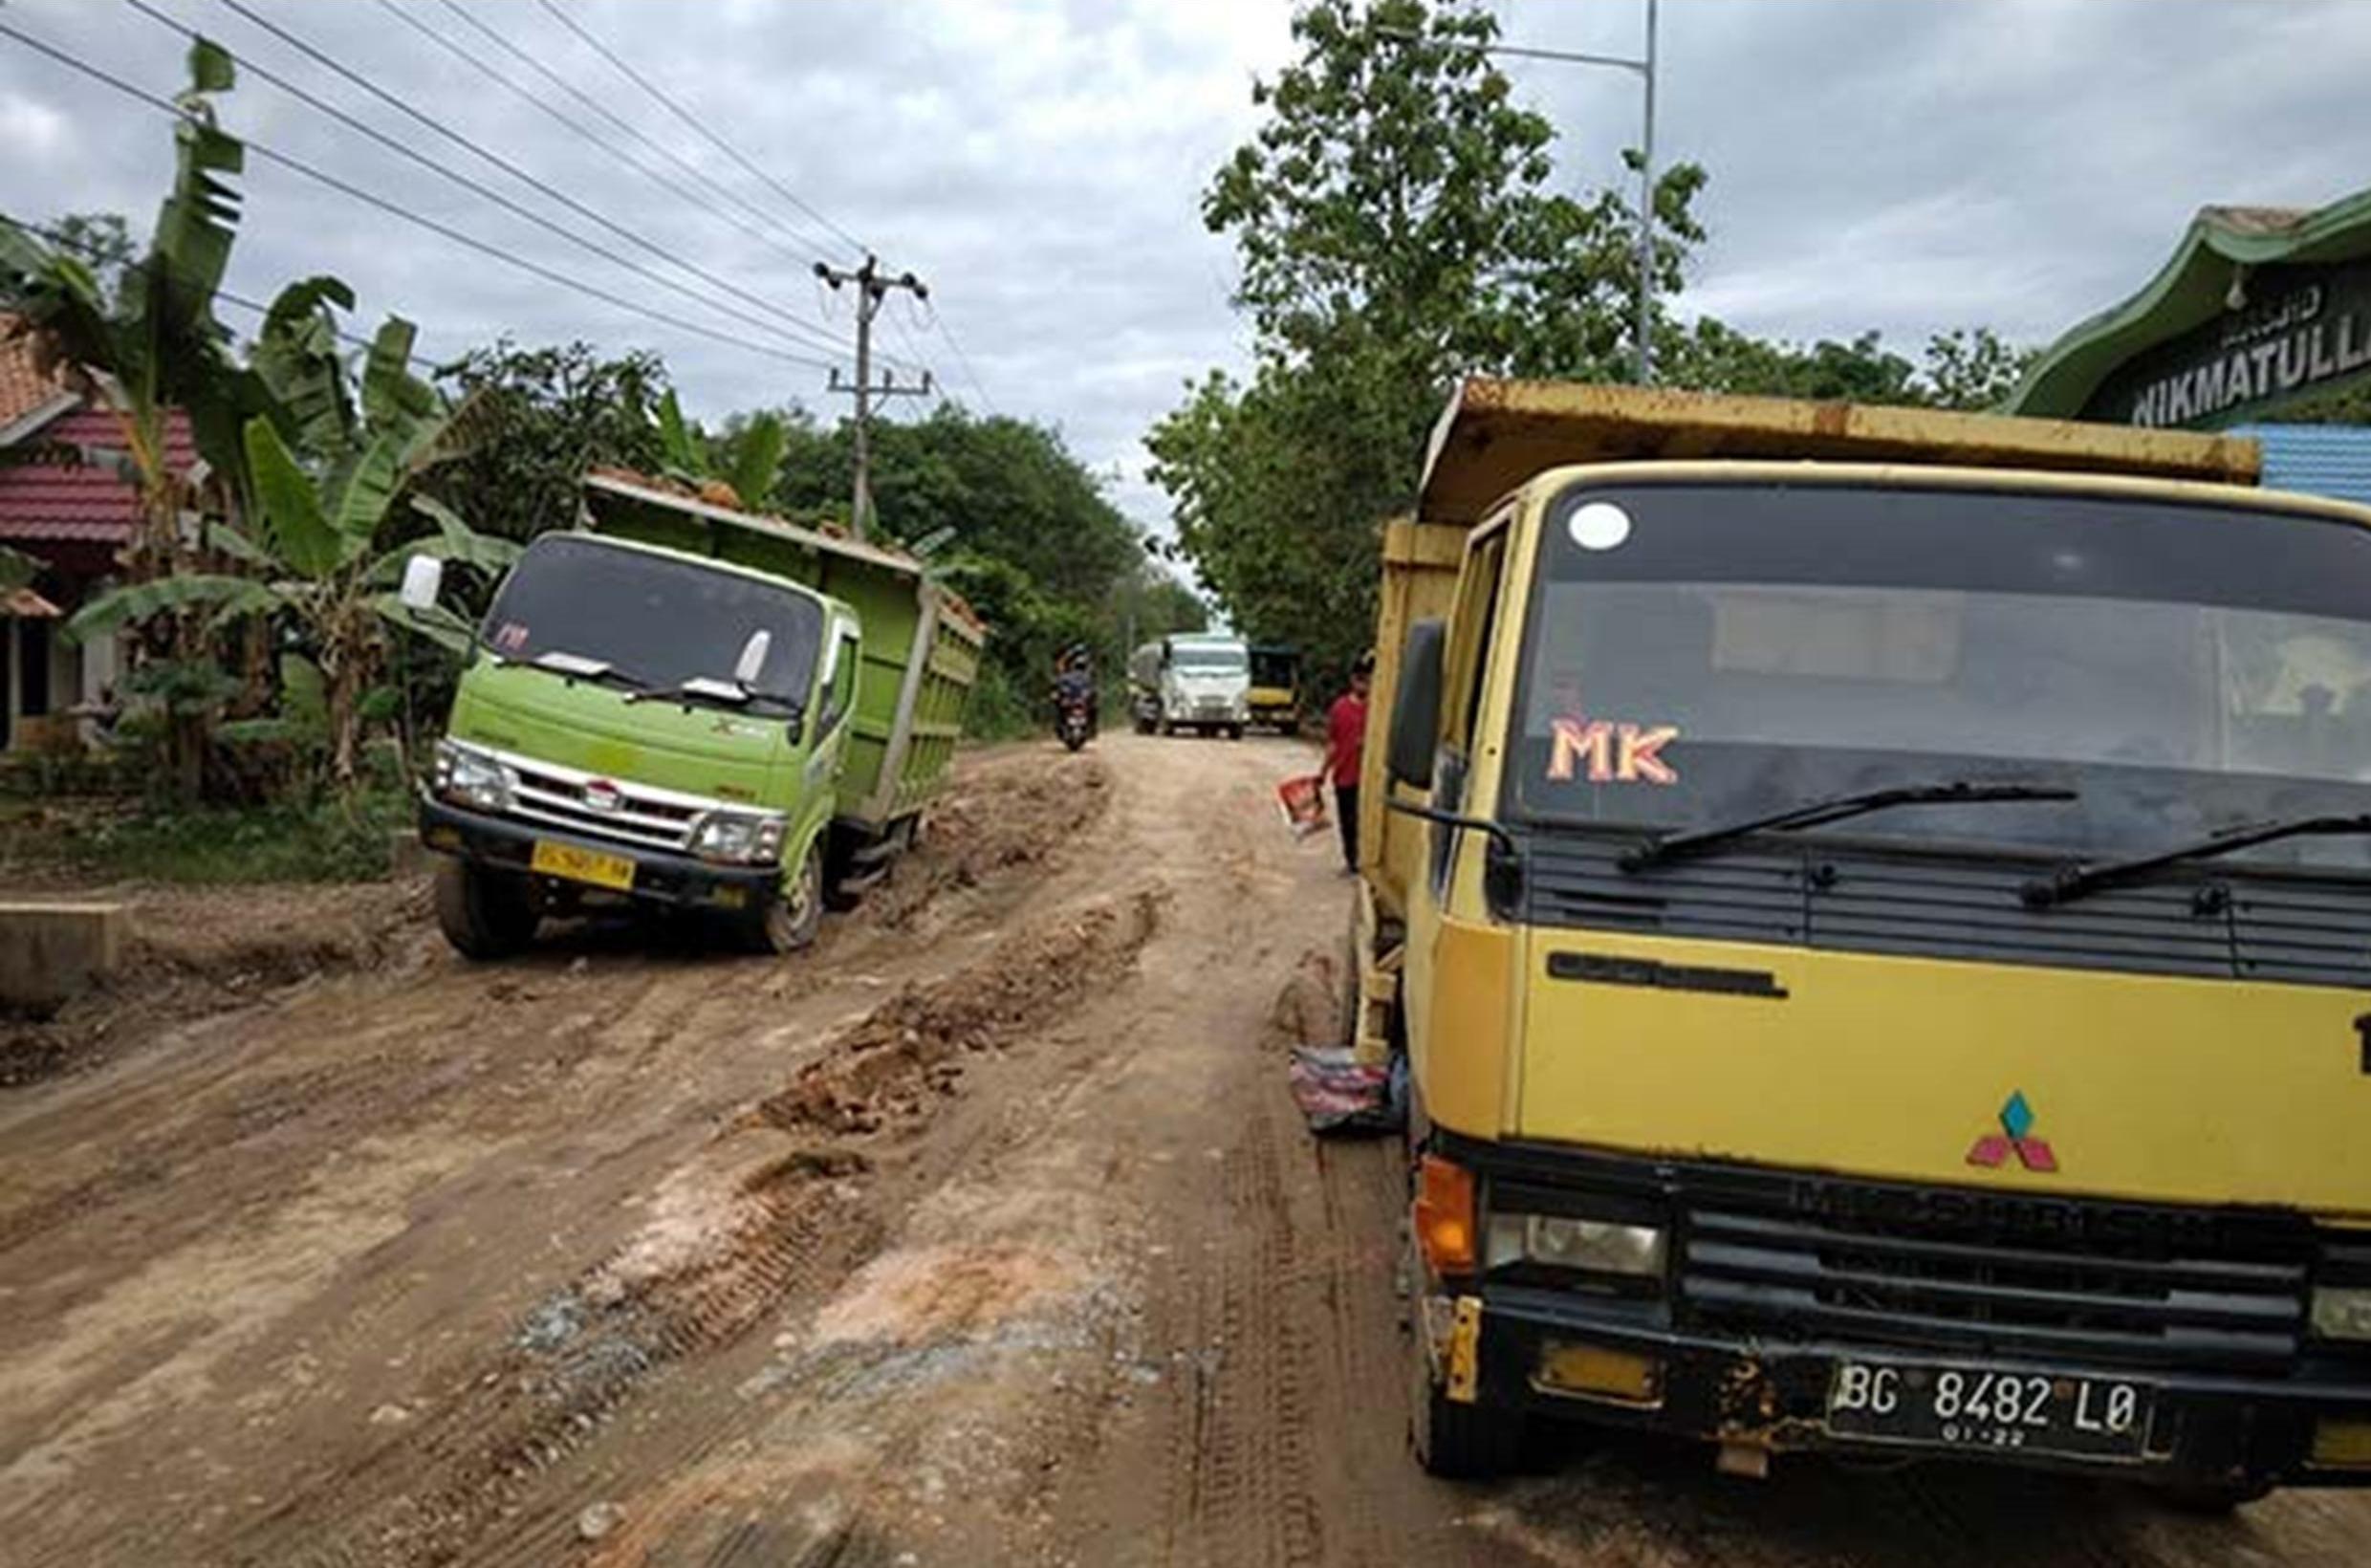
[408,470,982,959]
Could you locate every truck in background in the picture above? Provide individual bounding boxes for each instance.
[1363,378,2371,1508]
[410,470,980,959]
[1128,632,1251,738]
[1247,643,1301,732]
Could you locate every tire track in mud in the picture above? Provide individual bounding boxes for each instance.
[224,882,1164,1568]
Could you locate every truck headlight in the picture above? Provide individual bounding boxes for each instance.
[1486,1213,1666,1279]
[433,739,513,814]
[2313,1287,2371,1340]
[689,810,786,865]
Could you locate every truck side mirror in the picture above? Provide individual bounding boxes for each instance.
[1388,619,1445,791]
[399,554,444,612]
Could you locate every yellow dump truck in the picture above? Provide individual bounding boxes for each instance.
[1361,379,2371,1506]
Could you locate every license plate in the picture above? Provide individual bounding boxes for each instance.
[529,838,636,891]
[1826,1361,2153,1459]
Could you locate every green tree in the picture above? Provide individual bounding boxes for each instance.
[1207,0,1702,381]
[1152,0,1708,676]
[1664,321,2037,411]
[424,338,670,542]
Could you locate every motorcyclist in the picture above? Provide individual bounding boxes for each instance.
[1053,642,1098,738]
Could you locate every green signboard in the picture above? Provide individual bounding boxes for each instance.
[2081,256,2371,428]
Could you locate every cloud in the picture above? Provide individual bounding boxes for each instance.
[2,0,2367,547]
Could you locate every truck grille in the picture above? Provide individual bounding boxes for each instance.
[507,762,701,852]
[1521,834,2371,987]
[1680,1196,2310,1372]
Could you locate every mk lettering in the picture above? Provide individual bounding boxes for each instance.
[1547,717,1681,784]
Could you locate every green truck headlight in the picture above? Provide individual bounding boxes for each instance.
[2313,1287,2371,1340]
[434,739,513,814]
[690,810,786,865]
[1486,1213,1666,1279]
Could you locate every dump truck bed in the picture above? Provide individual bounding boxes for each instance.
[1418,379,2262,526]
[580,471,983,835]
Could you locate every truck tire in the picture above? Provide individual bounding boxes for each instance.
[743,842,823,954]
[1404,1234,1525,1479]
[434,860,540,960]
[2152,1480,2273,1514]
[1227,724,1245,741]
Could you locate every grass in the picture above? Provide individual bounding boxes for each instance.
[47,785,413,884]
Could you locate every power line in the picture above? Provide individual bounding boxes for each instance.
[919,297,997,416]
[0,13,837,372]
[533,0,868,258]
[119,0,840,365]
[200,0,852,361]
[369,0,921,379]
[414,0,815,272]
[1,210,442,368]
[372,4,784,271]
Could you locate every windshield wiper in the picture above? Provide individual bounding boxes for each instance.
[624,676,749,707]
[525,649,651,693]
[1620,780,2079,873]
[2020,812,2371,908]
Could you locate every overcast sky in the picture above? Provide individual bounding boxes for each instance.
[3,0,2367,542]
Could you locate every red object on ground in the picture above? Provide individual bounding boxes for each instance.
[1276,773,1329,838]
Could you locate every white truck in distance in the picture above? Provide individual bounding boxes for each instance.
[1129,633,1251,739]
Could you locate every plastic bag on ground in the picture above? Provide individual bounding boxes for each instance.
[1289,1045,1402,1134]
[1276,773,1329,838]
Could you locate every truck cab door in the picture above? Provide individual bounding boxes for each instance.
[808,621,861,790]
[1403,517,1514,1134]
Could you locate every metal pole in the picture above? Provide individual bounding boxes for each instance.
[853,256,876,539]
[1635,0,1658,385]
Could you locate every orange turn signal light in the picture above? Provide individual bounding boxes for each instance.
[1414,1154,1477,1274]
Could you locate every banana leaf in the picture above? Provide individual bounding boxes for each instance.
[64,572,284,643]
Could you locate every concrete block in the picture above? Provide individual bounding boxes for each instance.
[0,902,125,1012]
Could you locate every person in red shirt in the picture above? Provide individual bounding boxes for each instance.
[1321,652,1373,873]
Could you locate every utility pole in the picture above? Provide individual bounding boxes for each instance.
[815,254,933,539]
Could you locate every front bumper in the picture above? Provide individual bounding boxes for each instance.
[1444,1286,2371,1487]
[1425,1133,2371,1488]
[418,796,779,912]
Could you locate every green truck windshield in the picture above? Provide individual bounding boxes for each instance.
[483,535,822,712]
[1509,482,2371,873]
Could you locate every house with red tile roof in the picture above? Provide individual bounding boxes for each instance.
[0,314,197,752]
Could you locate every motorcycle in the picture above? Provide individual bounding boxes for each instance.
[1055,685,1095,751]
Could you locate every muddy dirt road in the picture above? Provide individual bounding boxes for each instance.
[4,735,2368,1566]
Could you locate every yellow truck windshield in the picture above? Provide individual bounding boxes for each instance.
[1509,481,2371,874]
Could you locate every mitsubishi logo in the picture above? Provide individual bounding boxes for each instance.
[583,779,624,814]
[1967,1090,2057,1172]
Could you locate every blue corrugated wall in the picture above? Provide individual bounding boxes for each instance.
[2230,424,2371,507]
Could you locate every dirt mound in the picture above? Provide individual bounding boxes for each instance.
[0,878,431,1087]
[863,751,1112,929]
[1266,946,1344,1052]
[761,886,1163,1136]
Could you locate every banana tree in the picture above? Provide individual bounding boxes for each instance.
[655,389,785,511]
[69,300,514,787]
[1,36,275,796]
